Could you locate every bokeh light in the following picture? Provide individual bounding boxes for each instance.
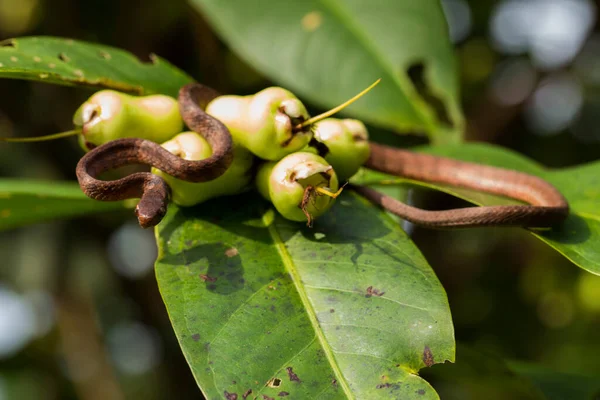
[0,286,36,358]
[107,322,162,375]
[489,58,537,106]
[107,222,157,279]
[441,0,473,43]
[525,73,583,135]
[0,0,42,35]
[490,0,596,69]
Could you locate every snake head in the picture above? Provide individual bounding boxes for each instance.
[134,175,171,229]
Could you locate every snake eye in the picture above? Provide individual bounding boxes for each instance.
[256,152,340,225]
[72,90,183,151]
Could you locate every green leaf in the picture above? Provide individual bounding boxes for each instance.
[155,192,454,399]
[0,180,126,231]
[190,0,464,144]
[352,143,600,275]
[508,362,600,400]
[0,36,193,97]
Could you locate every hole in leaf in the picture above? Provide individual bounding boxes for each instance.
[267,378,282,388]
[407,62,453,128]
[58,53,71,62]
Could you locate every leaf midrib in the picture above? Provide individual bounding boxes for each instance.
[265,210,354,399]
[320,0,434,132]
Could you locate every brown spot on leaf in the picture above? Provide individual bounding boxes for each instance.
[423,346,434,367]
[286,367,301,382]
[224,391,238,400]
[58,52,70,62]
[376,383,392,389]
[225,247,239,257]
[200,274,218,282]
[330,308,335,313]
[301,11,323,32]
[191,333,200,342]
[278,392,289,397]
[242,389,252,399]
[262,396,274,400]
[99,51,112,60]
[332,379,337,386]
[0,39,15,47]
[366,286,385,297]
[417,389,426,395]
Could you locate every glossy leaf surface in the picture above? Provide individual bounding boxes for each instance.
[0,180,126,231]
[0,36,193,97]
[155,192,455,399]
[353,143,600,275]
[190,0,464,144]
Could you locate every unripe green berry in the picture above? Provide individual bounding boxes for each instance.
[206,87,313,161]
[73,90,184,151]
[152,132,254,206]
[257,152,339,224]
[311,118,370,182]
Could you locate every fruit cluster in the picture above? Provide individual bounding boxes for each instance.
[72,88,370,225]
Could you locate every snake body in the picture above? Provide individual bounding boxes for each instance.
[75,84,569,229]
[76,83,233,228]
[355,142,569,228]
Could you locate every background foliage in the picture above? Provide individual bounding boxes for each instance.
[0,0,599,399]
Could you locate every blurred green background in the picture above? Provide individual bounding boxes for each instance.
[0,0,599,399]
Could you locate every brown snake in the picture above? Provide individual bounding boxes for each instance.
[352,142,569,228]
[76,83,233,228]
[76,84,569,229]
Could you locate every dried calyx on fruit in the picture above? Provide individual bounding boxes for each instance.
[256,152,342,226]
[206,87,312,161]
[73,90,184,151]
[309,118,370,182]
[152,132,255,206]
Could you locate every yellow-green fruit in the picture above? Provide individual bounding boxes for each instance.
[255,161,276,201]
[73,90,184,151]
[311,118,370,182]
[206,87,312,161]
[257,152,339,223]
[152,132,254,206]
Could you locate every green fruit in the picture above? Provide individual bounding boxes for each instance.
[257,152,340,224]
[152,132,255,206]
[73,90,184,151]
[206,87,313,161]
[255,160,276,202]
[310,118,370,182]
